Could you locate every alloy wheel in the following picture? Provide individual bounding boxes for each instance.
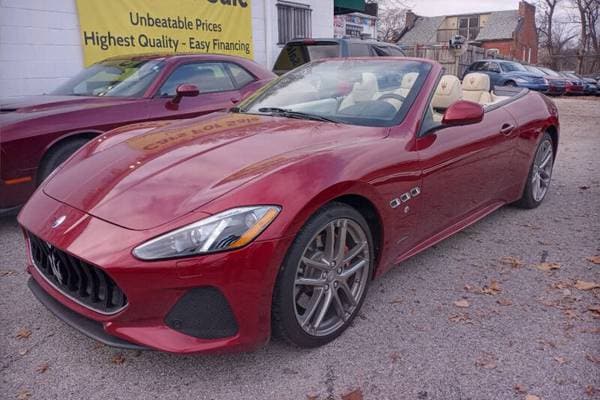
[293,218,370,337]
[532,139,554,202]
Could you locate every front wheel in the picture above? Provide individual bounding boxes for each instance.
[272,203,374,348]
[514,132,554,208]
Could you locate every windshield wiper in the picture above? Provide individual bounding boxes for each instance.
[257,107,338,123]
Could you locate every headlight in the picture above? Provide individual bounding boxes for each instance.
[133,206,281,260]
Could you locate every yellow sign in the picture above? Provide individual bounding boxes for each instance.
[75,0,253,66]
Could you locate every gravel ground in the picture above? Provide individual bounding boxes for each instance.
[1,97,599,400]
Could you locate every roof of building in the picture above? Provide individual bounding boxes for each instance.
[477,10,521,41]
[399,10,521,45]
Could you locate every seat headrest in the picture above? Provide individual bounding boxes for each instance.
[351,72,379,102]
[401,72,418,90]
[462,73,491,92]
[432,75,462,110]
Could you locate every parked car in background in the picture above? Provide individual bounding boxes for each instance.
[0,54,276,215]
[523,65,567,96]
[464,59,548,92]
[273,38,405,75]
[19,58,559,353]
[558,71,586,95]
[561,71,598,96]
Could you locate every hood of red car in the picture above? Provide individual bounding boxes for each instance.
[43,112,385,230]
[0,95,138,122]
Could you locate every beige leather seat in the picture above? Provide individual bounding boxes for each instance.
[462,73,493,104]
[399,72,418,97]
[340,72,378,109]
[432,75,462,110]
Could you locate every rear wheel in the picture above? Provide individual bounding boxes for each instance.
[505,80,517,87]
[514,132,554,209]
[37,138,90,184]
[272,203,373,348]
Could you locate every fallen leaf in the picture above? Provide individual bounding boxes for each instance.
[586,256,600,265]
[341,389,363,400]
[306,395,319,400]
[563,309,580,320]
[514,384,527,394]
[475,353,497,369]
[17,390,32,400]
[482,280,501,295]
[588,305,600,318]
[449,313,472,324]
[586,385,596,396]
[390,352,400,363]
[36,362,49,373]
[581,327,600,334]
[586,353,600,363]
[16,328,31,340]
[536,262,561,271]
[1,270,16,276]
[111,353,126,365]
[551,281,572,290]
[453,299,470,308]
[554,356,568,365]
[18,349,28,356]
[579,185,590,190]
[500,256,524,268]
[389,299,403,304]
[497,298,513,306]
[525,395,541,400]
[574,280,600,291]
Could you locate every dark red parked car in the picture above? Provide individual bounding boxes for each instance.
[0,54,275,215]
[19,58,559,353]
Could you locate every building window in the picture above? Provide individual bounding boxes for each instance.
[458,16,479,41]
[277,2,312,44]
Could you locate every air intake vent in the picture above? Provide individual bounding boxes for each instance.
[28,232,127,314]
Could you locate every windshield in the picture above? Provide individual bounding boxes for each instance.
[239,59,431,127]
[525,65,543,74]
[539,67,561,77]
[501,61,527,72]
[51,59,165,97]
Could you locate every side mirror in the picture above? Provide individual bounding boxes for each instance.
[171,84,200,105]
[442,100,484,126]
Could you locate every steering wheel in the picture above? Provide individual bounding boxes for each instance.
[377,93,406,102]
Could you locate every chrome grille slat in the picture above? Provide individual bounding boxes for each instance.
[27,232,127,314]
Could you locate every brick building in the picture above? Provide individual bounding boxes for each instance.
[398,1,538,64]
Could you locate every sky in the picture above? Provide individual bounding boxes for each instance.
[411,0,522,17]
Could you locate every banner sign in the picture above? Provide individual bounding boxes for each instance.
[75,0,253,66]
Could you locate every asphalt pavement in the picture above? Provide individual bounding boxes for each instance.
[1,97,599,400]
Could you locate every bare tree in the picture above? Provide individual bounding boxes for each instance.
[536,0,561,67]
[369,0,412,42]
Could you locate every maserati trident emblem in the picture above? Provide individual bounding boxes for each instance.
[51,215,66,229]
[48,252,63,284]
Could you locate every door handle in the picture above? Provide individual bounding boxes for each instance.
[500,123,514,135]
[231,97,241,104]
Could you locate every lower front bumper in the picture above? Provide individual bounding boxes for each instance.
[28,277,148,350]
[19,191,293,354]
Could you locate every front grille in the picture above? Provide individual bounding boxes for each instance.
[28,233,127,314]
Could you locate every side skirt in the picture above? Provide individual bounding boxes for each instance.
[379,200,506,276]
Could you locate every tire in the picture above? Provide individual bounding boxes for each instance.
[514,132,554,209]
[37,138,90,184]
[505,81,517,87]
[272,202,374,348]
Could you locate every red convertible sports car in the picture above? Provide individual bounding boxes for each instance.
[0,54,275,215]
[18,58,559,353]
